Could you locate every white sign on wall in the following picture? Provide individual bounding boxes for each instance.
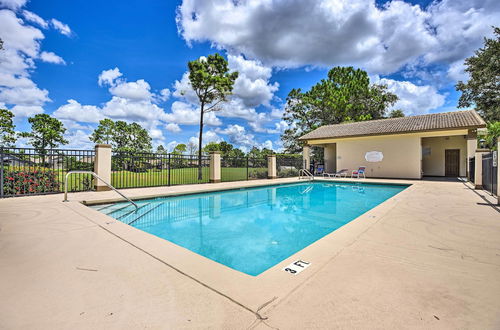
[365,151,384,162]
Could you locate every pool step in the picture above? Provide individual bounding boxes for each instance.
[114,202,152,221]
[90,203,130,215]
[127,203,163,226]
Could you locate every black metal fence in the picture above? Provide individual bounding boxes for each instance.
[220,156,268,182]
[111,151,210,189]
[221,157,248,182]
[468,157,475,183]
[277,155,303,177]
[482,152,497,196]
[1,147,305,197]
[247,157,268,180]
[1,147,95,198]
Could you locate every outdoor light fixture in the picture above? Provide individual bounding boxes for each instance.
[479,138,486,148]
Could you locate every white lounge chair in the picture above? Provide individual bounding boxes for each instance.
[351,166,366,179]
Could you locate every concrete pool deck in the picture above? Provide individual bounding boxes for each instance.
[1,178,499,329]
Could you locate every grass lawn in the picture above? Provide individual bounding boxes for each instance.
[111,167,268,188]
[2,166,269,195]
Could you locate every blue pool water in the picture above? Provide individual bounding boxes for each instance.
[91,182,407,276]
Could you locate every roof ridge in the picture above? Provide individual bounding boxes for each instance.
[320,109,479,128]
[299,109,486,141]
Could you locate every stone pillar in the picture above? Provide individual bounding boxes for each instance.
[466,129,477,177]
[209,151,221,183]
[267,154,277,179]
[303,145,310,170]
[474,149,489,189]
[94,144,112,191]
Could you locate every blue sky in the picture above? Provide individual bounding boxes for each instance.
[0,0,498,151]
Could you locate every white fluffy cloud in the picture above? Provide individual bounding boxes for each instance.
[109,79,153,101]
[165,101,222,126]
[0,0,27,10]
[172,54,282,134]
[0,9,43,57]
[98,67,122,86]
[0,6,68,118]
[10,105,43,117]
[54,68,177,145]
[62,129,95,149]
[227,54,278,108]
[53,99,103,123]
[40,51,66,64]
[22,10,48,29]
[165,123,181,133]
[177,0,500,75]
[188,130,222,148]
[378,78,446,115]
[50,18,72,36]
[216,124,273,152]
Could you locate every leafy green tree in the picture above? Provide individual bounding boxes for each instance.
[156,144,166,154]
[201,141,243,158]
[187,53,239,179]
[202,142,221,153]
[218,141,233,155]
[484,121,500,149]
[187,141,197,155]
[90,119,152,152]
[90,119,115,144]
[124,122,152,152]
[20,114,68,153]
[456,27,500,122]
[248,147,274,158]
[228,148,245,158]
[388,109,405,118]
[173,143,187,154]
[111,121,130,151]
[281,66,398,152]
[0,109,16,147]
[247,147,259,158]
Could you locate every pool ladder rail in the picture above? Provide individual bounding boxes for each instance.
[63,171,138,212]
[299,168,314,181]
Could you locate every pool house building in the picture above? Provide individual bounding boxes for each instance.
[299,110,486,179]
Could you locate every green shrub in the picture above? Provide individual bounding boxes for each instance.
[278,168,299,178]
[248,169,268,179]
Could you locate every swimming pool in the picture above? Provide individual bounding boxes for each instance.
[90,181,407,276]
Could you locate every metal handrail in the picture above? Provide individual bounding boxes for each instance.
[63,171,138,212]
[299,168,314,180]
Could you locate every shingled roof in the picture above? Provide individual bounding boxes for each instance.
[299,110,486,141]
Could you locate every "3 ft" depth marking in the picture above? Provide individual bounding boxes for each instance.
[283,260,310,275]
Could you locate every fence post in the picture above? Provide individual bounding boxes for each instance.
[474,149,489,189]
[209,151,221,183]
[497,142,500,205]
[167,153,171,186]
[246,157,249,180]
[267,154,277,179]
[94,144,112,191]
[303,145,310,170]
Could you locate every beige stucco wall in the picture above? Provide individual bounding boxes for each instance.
[335,135,422,179]
[421,135,467,176]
